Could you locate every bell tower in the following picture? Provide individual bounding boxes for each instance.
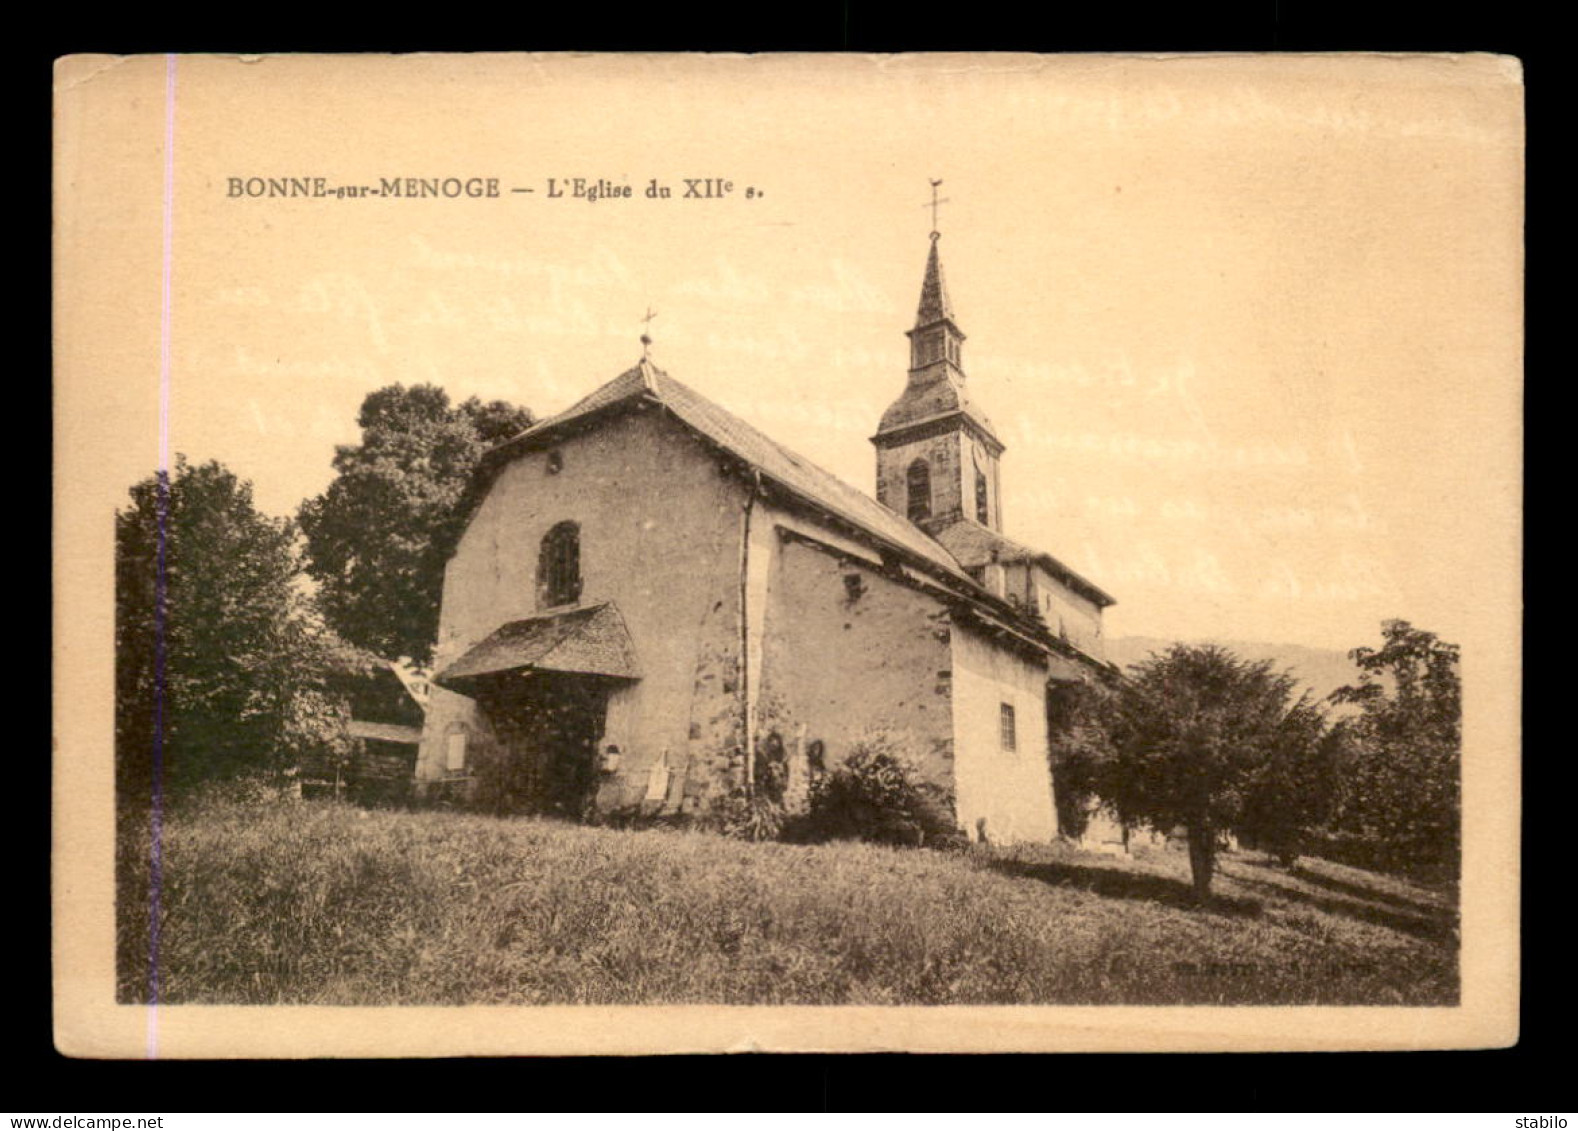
[873,203,1005,534]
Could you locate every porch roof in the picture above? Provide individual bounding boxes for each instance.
[347,720,423,744]
[434,601,641,691]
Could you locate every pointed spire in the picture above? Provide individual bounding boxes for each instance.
[915,233,955,328]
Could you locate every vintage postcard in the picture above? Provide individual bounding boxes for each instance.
[53,52,1523,1056]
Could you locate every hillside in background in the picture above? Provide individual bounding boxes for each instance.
[1106,636,1360,708]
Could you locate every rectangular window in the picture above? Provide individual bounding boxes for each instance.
[999,703,1017,752]
[445,732,467,773]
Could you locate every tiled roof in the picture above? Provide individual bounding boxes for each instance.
[874,376,998,440]
[506,360,979,587]
[347,720,424,744]
[518,363,656,431]
[930,519,1116,608]
[435,601,641,689]
[482,360,1115,661]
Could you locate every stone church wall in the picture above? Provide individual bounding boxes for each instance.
[999,560,1105,659]
[755,528,955,816]
[415,408,750,814]
[950,624,1059,844]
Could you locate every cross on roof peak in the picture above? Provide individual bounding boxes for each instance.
[925,178,950,238]
[639,307,658,357]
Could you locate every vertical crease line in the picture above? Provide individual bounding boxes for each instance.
[148,51,177,1062]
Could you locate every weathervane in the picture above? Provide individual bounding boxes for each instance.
[925,178,949,239]
[640,306,658,358]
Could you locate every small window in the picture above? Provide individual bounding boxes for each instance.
[546,450,564,475]
[906,459,932,523]
[999,703,1017,752]
[975,467,990,525]
[538,520,582,608]
[445,731,468,773]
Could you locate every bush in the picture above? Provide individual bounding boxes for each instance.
[168,771,301,811]
[704,788,785,842]
[793,735,955,848]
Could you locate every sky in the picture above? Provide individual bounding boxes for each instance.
[59,53,1523,655]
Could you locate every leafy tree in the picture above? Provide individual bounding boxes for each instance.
[297,386,533,667]
[1329,620,1461,870]
[1235,702,1342,867]
[1102,644,1326,902]
[1046,677,1118,839]
[115,456,342,802]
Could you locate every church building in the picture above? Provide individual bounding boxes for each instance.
[413,227,1116,844]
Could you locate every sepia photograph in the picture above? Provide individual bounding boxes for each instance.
[53,52,1522,1055]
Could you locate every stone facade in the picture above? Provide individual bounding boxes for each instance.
[1005,560,1105,655]
[950,621,1058,843]
[415,406,750,816]
[756,530,956,814]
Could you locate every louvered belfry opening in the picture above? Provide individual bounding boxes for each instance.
[906,459,932,523]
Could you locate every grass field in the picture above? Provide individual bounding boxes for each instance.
[117,799,1458,1006]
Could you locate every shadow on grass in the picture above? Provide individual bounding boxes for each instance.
[1225,868,1460,947]
[987,853,1460,947]
[984,857,1264,919]
[1287,862,1454,914]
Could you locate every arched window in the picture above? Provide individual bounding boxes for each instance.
[975,466,990,525]
[906,459,932,523]
[538,520,581,608]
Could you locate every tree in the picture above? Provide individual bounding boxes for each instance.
[1329,620,1461,870]
[1235,702,1341,867]
[1102,644,1326,902]
[297,386,533,667]
[116,456,340,801]
[1046,677,1118,840]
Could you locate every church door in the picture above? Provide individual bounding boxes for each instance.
[537,680,604,820]
[480,673,608,820]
